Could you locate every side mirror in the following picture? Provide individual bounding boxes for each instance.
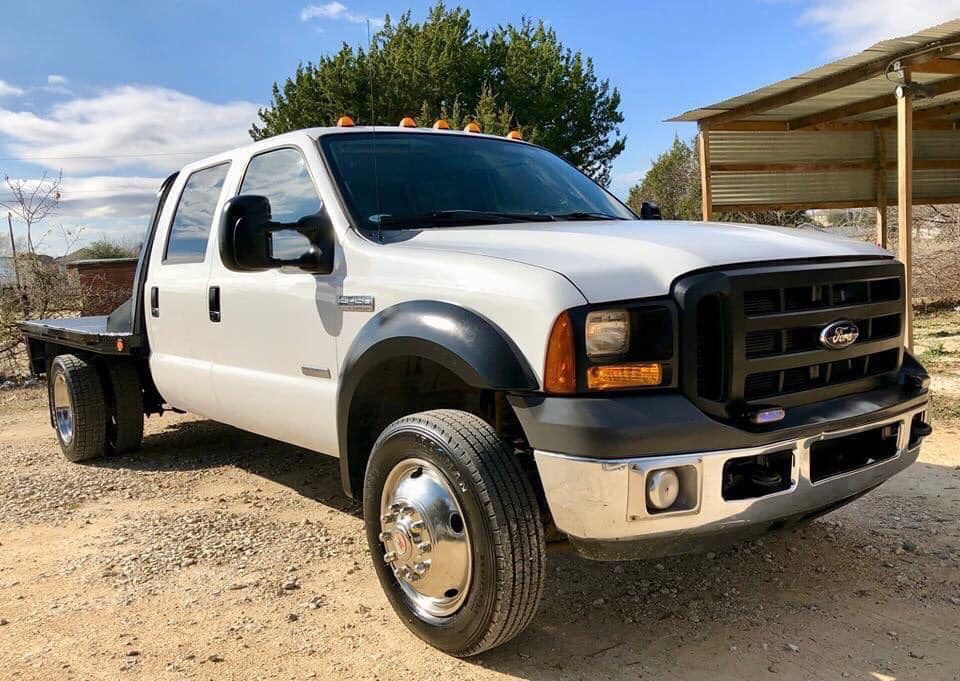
[639,202,662,220]
[219,195,335,274]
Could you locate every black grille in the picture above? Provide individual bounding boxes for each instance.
[696,294,724,401]
[681,260,905,419]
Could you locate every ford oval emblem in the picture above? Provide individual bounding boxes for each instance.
[820,320,859,350]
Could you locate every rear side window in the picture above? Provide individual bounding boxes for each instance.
[164,162,230,263]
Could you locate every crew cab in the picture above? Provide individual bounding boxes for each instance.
[20,122,932,656]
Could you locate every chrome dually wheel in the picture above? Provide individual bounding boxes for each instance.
[363,410,546,657]
[380,458,472,619]
[52,371,74,445]
[49,354,107,462]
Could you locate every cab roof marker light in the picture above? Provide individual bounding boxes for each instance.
[506,130,522,140]
[463,121,481,133]
[336,115,355,127]
[433,119,450,130]
[399,116,417,128]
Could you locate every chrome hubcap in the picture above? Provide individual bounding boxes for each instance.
[52,372,74,445]
[380,458,471,619]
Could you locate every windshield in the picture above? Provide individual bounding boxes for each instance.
[319,132,635,230]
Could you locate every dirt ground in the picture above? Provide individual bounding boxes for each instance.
[1,314,959,680]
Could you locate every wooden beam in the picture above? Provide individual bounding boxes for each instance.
[898,68,914,351]
[787,76,960,130]
[708,158,960,173]
[697,32,960,128]
[874,99,960,126]
[911,58,960,75]
[874,126,888,249]
[711,195,960,212]
[705,119,956,132]
[698,130,713,221]
[710,161,874,173]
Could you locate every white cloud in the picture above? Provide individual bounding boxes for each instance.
[610,167,649,200]
[300,2,384,27]
[0,80,24,97]
[802,0,960,55]
[0,85,260,173]
[47,74,67,86]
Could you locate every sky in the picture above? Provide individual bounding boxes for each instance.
[1,0,959,254]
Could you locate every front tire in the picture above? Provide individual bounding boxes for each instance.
[363,410,545,656]
[49,354,107,462]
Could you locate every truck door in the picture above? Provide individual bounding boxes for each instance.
[205,146,342,455]
[144,161,232,416]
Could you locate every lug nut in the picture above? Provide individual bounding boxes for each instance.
[416,541,431,553]
[402,504,416,516]
[378,531,392,543]
[383,551,397,563]
[380,513,395,524]
[389,502,403,514]
[414,561,429,575]
[410,520,425,532]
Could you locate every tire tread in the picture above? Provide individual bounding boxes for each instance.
[52,354,107,462]
[374,409,545,656]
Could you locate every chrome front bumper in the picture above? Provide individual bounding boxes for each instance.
[535,404,928,559]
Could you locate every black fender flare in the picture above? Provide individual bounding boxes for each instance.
[336,300,539,497]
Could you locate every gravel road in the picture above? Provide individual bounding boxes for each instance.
[1,385,958,680]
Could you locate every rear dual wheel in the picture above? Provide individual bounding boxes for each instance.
[363,410,546,656]
[49,354,144,462]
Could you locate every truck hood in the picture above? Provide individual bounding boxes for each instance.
[381,220,890,302]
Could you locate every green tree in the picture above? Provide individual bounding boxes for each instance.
[627,135,809,226]
[69,237,138,261]
[627,135,700,220]
[251,3,625,184]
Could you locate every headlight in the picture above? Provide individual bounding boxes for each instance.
[585,309,630,357]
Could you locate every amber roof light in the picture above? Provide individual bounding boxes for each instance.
[399,116,417,128]
[336,116,355,127]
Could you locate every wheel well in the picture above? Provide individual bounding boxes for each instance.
[344,356,532,499]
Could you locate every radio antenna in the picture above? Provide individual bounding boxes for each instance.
[367,19,383,242]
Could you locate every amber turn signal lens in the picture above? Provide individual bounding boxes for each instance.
[587,362,662,390]
[544,312,576,394]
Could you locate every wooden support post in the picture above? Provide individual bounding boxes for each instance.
[874,126,888,249]
[698,128,713,221]
[897,69,914,350]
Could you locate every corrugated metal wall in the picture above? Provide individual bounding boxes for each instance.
[708,130,960,208]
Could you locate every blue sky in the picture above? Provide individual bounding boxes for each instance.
[1,0,958,253]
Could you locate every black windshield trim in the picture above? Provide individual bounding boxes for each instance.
[316,131,637,241]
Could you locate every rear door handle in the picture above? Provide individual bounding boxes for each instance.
[208,286,221,322]
[150,287,159,317]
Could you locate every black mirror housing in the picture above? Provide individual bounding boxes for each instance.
[219,195,335,274]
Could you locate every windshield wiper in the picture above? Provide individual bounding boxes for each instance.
[375,209,555,229]
[549,211,625,221]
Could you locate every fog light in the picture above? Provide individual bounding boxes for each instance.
[646,468,680,511]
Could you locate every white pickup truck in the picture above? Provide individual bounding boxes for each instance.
[21,123,932,656]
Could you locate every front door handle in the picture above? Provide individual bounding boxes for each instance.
[208,286,221,322]
[150,287,159,317]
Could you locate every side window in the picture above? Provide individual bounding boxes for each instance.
[239,148,322,260]
[164,163,230,264]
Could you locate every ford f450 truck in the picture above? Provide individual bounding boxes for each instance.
[20,123,933,656]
